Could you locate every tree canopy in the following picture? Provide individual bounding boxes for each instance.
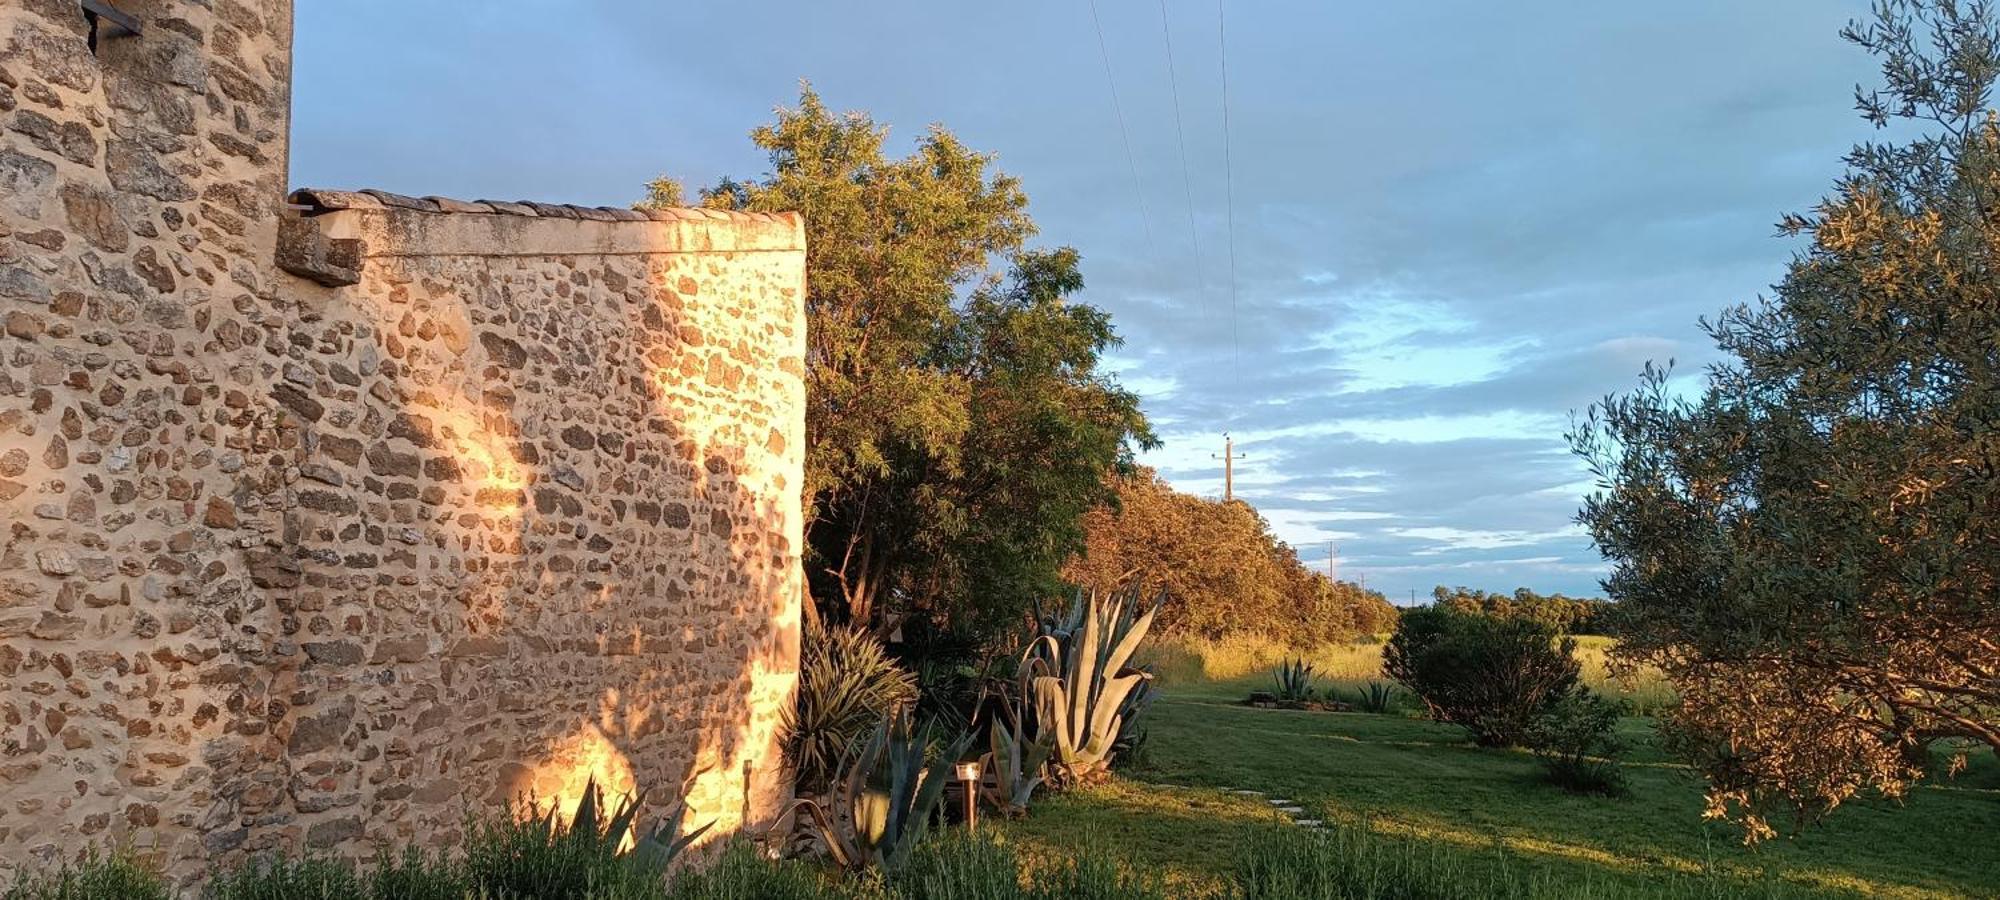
[661,86,1153,636]
[1573,0,2000,840]
[1063,467,1397,645]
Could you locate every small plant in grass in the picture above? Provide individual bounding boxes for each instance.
[1271,658,1317,704]
[2,849,167,900]
[897,832,1025,900]
[1525,690,1629,797]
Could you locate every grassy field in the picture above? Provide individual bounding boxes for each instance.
[998,650,2000,899]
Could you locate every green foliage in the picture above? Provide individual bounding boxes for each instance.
[1525,692,1629,797]
[896,832,1024,900]
[1234,825,1583,900]
[1271,659,1317,704]
[666,842,851,900]
[1022,590,1158,786]
[462,776,710,898]
[363,847,469,900]
[1352,681,1399,715]
[1029,851,1166,900]
[1429,586,1616,636]
[1384,606,1580,747]
[1571,0,2000,839]
[796,710,976,874]
[680,87,1151,637]
[787,622,919,790]
[204,856,365,900]
[979,691,1053,817]
[2,849,166,900]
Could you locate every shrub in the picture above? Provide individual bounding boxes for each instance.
[787,622,919,791]
[1526,692,1629,797]
[205,855,365,900]
[1384,606,1580,747]
[2,849,167,900]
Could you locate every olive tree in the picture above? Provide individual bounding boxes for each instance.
[1573,0,2000,840]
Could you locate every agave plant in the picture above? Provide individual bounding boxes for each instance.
[1356,680,1398,714]
[1272,659,1317,704]
[1021,589,1160,787]
[979,686,1054,816]
[793,709,975,873]
[470,775,712,897]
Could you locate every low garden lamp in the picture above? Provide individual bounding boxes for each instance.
[955,760,981,830]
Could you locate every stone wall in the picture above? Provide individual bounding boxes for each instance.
[0,0,804,882]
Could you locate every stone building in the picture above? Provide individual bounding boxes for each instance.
[0,0,805,881]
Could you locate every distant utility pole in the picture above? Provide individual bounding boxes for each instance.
[1325,541,1338,581]
[1213,433,1247,502]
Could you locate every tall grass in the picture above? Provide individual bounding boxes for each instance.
[1140,635,1385,685]
[1146,634,1679,718]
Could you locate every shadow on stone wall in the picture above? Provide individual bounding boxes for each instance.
[250,233,802,864]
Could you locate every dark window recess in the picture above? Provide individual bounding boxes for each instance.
[81,0,143,55]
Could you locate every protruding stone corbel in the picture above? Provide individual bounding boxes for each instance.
[276,216,363,287]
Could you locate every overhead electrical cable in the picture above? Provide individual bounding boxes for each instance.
[1087,0,1158,260]
[1218,0,1241,383]
[1158,0,1209,319]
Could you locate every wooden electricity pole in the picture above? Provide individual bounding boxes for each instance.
[1213,433,1247,502]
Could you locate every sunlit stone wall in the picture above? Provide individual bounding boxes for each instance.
[268,192,806,860]
[0,0,803,883]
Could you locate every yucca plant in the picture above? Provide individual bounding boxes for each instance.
[1272,658,1316,704]
[784,622,919,791]
[793,709,975,874]
[1021,589,1159,787]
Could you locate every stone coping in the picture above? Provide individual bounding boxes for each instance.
[286,188,805,259]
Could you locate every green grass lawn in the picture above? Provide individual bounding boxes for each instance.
[997,672,2000,899]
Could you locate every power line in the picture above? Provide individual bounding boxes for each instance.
[1157,0,1208,320]
[1218,0,1241,380]
[1087,0,1157,259]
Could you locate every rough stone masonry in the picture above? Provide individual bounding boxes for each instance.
[0,0,806,882]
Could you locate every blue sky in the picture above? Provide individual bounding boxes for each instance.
[293,1,1879,602]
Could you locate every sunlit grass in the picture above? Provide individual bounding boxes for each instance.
[1000,658,1998,900]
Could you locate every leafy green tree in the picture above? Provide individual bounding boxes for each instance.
[1573,0,2000,840]
[654,87,1151,634]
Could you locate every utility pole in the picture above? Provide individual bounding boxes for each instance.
[1213,433,1247,502]
[1325,541,1338,581]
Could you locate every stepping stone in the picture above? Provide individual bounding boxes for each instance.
[1266,798,1292,806]
[1229,789,1264,797]
[1294,819,1324,828]
[1277,806,1305,815]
